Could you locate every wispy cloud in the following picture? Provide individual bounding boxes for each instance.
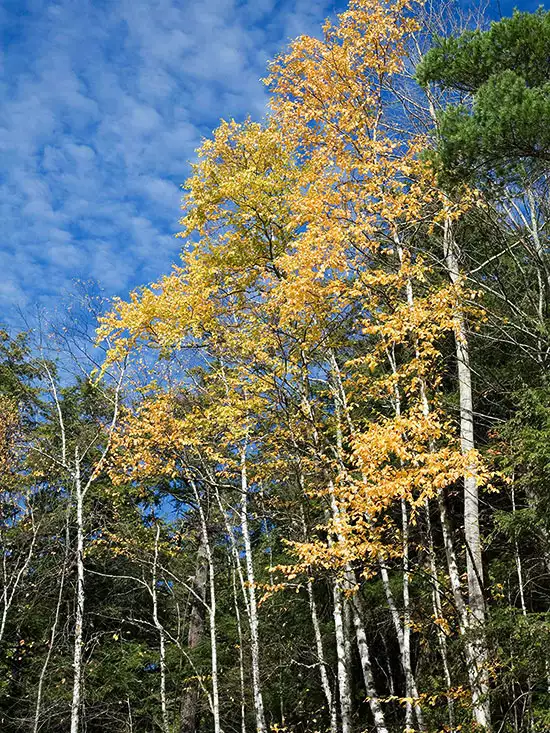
[0,0,335,321]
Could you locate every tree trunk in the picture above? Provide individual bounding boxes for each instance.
[152,524,170,733]
[190,479,221,733]
[348,583,389,733]
[443,215,491,730]
[232,566,247,733]
[384,343,426,732]
[332,346,423,731]
[332,579,352,733]
[424,499,455,732]
[70,449,85,733]
[180,539,208,733]
[401,499,423,732]
[329,475,387,733]
[307,578,338,733]
[33,505,70,733]
[301,357,386,732]
[240,449,267,733]
[393,223,490,730]
[301,504,337,733]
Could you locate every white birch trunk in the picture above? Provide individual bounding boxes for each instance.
[443,216,491,730]
[307,579,338,733]
[328,477,387,733]
[525,187,546,361]
[232,566,247,733]
[385,343,425,732]
[393,224,490,729]
[331,348,423,730]
[511,483,535,729]
[438,487,494,731]
[424,499,455,731]
[348,584,389,733]
[190,479,221,733]
[152,524,170,733]
[377,558,424,731]
[33,506,70,733]
[300,504,337,733]
[300,358,386,732]
[0,506,38,646]
[401,499,418,733]
[70,449,85,733]
[240,449,267,733]
[419,83,492,727]
[511,484,527,617]
[343,596,353,687]
[332,579,352,733]
[127,697,134,732]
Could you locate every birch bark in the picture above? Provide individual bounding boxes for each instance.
[70,449,85,733]
[443,216,491,730]
[152,524,170,733]
[189,479,221,733]
[33,506,70,733]
[330,351,423,730]
[332,579,352,733]
[240,448,267,733]
[300,504,337,733]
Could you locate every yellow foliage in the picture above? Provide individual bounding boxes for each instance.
[98,0,490,596]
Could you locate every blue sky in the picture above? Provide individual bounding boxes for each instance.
[1,0,339,325]
[0,0,543,327]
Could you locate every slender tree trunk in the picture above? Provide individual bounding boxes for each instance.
[70,449,85,733]
[127,696,134,732]
[381,634,396,697]
[308,578,337,733]
[300,357,386,732]
[181,540,208,733]
[424,499,455,732]
[232,566,247,733]
[33,505,70,733]
[438,490,494,731]
[240,448,267,733]
[443,216,491,730]
[384,344,425,732]
[331,348,422,730]
[213,485,249,617]
[190,479,221,733]
[437,494,467,632]
[348,583,389,733]
[525,186,547,362]
[511,484,527,617]
[152,524,170,733]
[420,84,492,726]
[0,508,38,646]
[343,596,353,688]
[378,558,425,730]
[511,483,534,730]
[393,224,490,729]
[323,501,353,733]
[301,504,337,733]
[401,499,417,733]
[329,477,387,733]
[332,578,352,733]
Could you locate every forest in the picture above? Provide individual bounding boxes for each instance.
[2,1,550,731]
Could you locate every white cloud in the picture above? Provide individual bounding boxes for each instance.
[0,0,335,323]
